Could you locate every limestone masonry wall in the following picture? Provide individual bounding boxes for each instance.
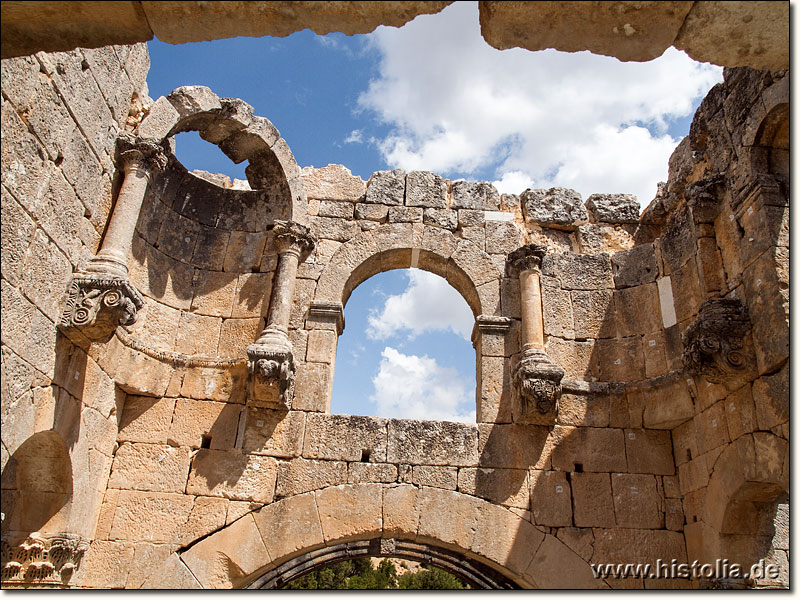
[1,40,788,589]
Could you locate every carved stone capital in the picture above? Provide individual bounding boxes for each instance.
[686,174,727,224]
[1,532,89,587]
[308,301,345,335]
[506,244,547,277]
[512,347,565,420]
[246,331,296,409]
[116,132,168,176]
[273,220,316,257]
[59,273,144,342]
[682,298,752,384]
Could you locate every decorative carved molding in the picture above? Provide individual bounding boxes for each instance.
[1,532,89,587]
[59,274,144,342]
[470,315,512,350]
[116,132,169,175]
[506,243,547,277]
[682,298,752,384]
[686,174,727,224]
[308,301,345,335]
[273,220,317,257]
[512,347,565,417]
[246,331,295,409]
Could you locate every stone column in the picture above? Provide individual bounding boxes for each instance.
[59,134,166,342]
[506,244,565,421]
[246,220,316,409]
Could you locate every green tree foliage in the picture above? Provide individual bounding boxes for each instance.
[282,558,468,589]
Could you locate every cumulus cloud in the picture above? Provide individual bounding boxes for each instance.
[369,347,475,422]
[366,269,474,341]
[358,1,723,206]
[344,129,364,144]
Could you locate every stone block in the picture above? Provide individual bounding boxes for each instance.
[641,375,695,429]
[179,364,246,404]
[458,467,530,509]
[521,187,588,230]
[417,487,482,550]
[451,181,500,210]
[217,317,263,358]
[549,426,627,473]
[459,225,485,250]
[405,170,447,208]
[542,251,613,290]
[129,242,195,311]
[611,243,659,289]
[529,470,572,526]
[541,278,574,339]
[585,193,640,224]
[354,203,389,221]
[388,205,423,223]
[109,443,191,493]
[19,229,72,323]
[594,336,645,382]
[411,465,458,490]
[485,220,521,255]
[126,543,186,589]
[422,207,457,230]
[137,95,180,139]
[317,199,354,218]
[387,419,478,466]
[292,361,331,412]
[545,337,596,380]
[181,513,270,589]
[177,496,228,546]
[107,344,171,399]
[571,289,615,339]
[302,413,387,462]
[315,483,383,543]
[477,355,511,424]
[643,331,668,378]
[252,491,325,563]
[109,491,194,543]
[677,455,708,495]
[275,458,347,497]
[242,408,305,458]
[157,211,202,264]
[76,540,136,589]
[457,208,485,227]
[527,534,605,589]
[478,423,551,470]
[186,450,277,503]
[611,473,663,529]
[190,270,238,318]
[301,164,365,201]
[624,429,674,475]
[614,283,662,336]
[223,230,267,273]
[168,398,243,449]
[556,527,595,563]
[592,528,686,572]
[305,329,337,364]
[557,394,610,427]
[671,418,698,466]
[174,312,222,356]
[348,462,397,484]
[364,169,405,205]
[572,472,615,527]
[125,299,181,353]
[665,498,684,531]
[693,401,730,456]
[0,188,36,288]
[752,361,788,431]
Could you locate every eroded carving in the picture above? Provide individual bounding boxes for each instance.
[512,348,565,417]
[246,342,296,410]
[682,298,752,383]
[116,132,169,175]
[506,243,547,277]
[59,274,144,342]
[273,219,317,257]
[1,533,89,587]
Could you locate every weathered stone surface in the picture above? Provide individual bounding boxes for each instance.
[315,483,383,543]
[405,170,447,209]
[109,443,191,493]
[572,472,615,528]
[354,203,389,222]
[611,473,662,529]
[168,399,242,449]
[611,243,659,289]
[521,188,588,230]
[252,491,325,562]
[451,180,500,211]
[549,426,627,473]
[387,205,423,223]
[557,394,610,428]
[109,491,194,543]
[458,467,529,509]
[485,220,521,255]
[178,496,227,546]
[411,465,458,490]
[303,414,387,462]
[347,462,397,484]
[387,419,478,466]
[118,396,177,446]
[585,194,640,224]
[301,164,365,201]
[624,429,674,475]
[275,458,347,497]
[186,450,277,503]
[364,168,405,206]
[527,534,606,589]
[422,207,457,230]
[542,252,613,290]
[242,408,305,458]
[317,199,354,219]
[529,469,571,526]
[752,363,788,432]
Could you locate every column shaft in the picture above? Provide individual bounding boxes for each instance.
[519,269,545,350]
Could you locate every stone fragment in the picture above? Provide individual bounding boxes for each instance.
[585,193,640,224]
[451,180,500,210]
[405,170,447,208]
[301,164,366,201]
[521,188,588,230]
[166,85,222,118]
[364,169,405,205]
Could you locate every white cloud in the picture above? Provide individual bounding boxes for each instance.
[366,269,474,341]
[359,1,723,206]
[369,347,475,422]
[344,129,364,144]
[493,170,534,195]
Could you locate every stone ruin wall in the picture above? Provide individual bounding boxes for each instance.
[0,39,788,589]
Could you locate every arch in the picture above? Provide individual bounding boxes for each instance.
[136,85,308,223]
[1,430,73,536]
[172,484,605,589]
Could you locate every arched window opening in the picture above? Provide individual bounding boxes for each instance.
[173,130,249,186]
[330,268,476,423]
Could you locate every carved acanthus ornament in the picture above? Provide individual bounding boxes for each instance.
[506,244,565,421]
[1,533,89,587]
[59,274,144,342]
[246,220,316,409]
[682,298,752,384]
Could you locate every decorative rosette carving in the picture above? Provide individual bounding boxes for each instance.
[682,298,752,383]
[506,243,547,277]
[59,274,144,342]
[512,348,565,417]
[1,533,89,587]
[246,341,296,409]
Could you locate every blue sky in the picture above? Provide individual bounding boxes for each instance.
[145,1,723,421]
